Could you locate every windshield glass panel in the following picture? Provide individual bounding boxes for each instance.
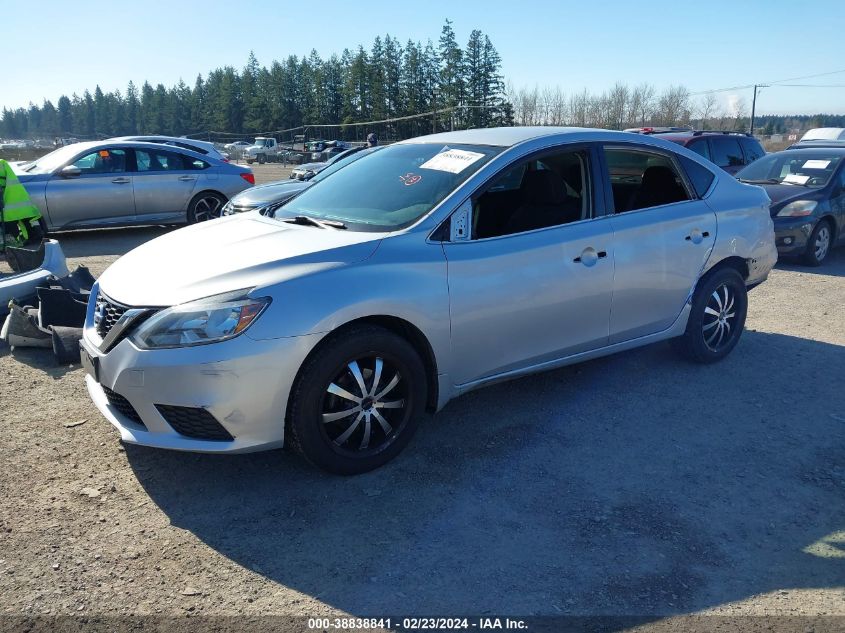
[22,145,88,174]
[277,143,501,231]
[737,152,842,187]
[310,148,376,183]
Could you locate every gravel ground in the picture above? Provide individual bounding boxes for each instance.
[1,170,843,630]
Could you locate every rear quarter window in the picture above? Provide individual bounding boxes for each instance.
[687,139,711,160]
[740,138,765,163]
[710,138,744,169]
[678,155,715,197]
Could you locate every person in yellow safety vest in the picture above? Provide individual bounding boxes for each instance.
[0,158,44,249]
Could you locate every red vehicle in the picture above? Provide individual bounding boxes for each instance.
[646,130,765,175]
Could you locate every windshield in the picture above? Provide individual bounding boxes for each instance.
[309,147,377,183]
[21,145,86,174]
[277,143,501,231]
[737,152,843,187]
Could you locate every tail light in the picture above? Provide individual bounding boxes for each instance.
[240,172,255,185]
[222,158,230,163]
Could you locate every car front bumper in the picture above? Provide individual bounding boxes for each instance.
[81,328,323,453]
[773,216,816,256]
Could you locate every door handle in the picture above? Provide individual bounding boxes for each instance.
[573,247,607,266]
[111,177,130,184]
[685,229,710,244]
[178,175,197,181]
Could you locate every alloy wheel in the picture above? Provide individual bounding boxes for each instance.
[814,224,831,262]
[702,284,738,352]
[320,356,408,456]
[193,195,222,222]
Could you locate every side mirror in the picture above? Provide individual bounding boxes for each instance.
[59,165,81,178]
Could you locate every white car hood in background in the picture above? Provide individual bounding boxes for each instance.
[97,214,384,306]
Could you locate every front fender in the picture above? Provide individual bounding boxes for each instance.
[245,232,451,378]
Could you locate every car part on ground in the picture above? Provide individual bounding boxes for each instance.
[0,240,68,316]
[79,127,777,474]
[1,263,95,363]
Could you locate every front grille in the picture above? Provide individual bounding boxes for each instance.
[155,405,234,441]
[102,386,146,428]
[94,292,129,338]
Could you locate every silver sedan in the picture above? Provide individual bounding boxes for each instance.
[80,127,777,474]
[12,141,254,230]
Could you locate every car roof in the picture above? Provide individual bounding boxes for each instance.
[64,139,221,160]
[800,127,845,141]
[397,126,673,148]
[771,147,845,156]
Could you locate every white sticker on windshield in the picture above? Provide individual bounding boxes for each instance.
[420,149,485,174]
[803,159,831,169]
[783,173,810,185]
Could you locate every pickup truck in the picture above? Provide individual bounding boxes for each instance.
[243,137,286,164]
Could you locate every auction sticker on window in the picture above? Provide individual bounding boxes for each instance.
[420,148,486,174]
[803,159,831,169]
[783,173,810,185]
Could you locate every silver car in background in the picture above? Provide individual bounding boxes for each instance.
[111,135,230,163]
[12,141,254,230]
[80,128,776,475]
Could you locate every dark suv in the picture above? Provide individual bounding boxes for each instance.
[643,131,766,175]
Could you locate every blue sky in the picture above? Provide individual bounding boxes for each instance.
[5,0,845,115]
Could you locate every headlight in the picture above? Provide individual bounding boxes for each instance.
[130,290,270,349]
[777,200,818,217]
[221,200,234,216]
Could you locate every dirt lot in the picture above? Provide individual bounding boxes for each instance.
[1,170,844,629]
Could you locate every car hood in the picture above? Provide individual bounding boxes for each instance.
[295,162,326,171]
[231,180,312,206]
[756,183,823,208]
[97,214,383,307]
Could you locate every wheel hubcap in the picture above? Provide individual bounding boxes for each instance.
[702,284,737,352]
[321,356,407,454]
[815,226,831,261]
[194,196,221,222]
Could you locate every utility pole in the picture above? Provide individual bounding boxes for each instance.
[432,88,440,134]
[750,84,768,135]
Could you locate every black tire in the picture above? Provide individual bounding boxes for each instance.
[671,267,748,364]
[288,325,427,475]
[187,192,226,223]
[257,153,266,165]
[803,219,833,267]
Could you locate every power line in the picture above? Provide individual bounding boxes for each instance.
[691,68,845,96]
[773,84,845,88]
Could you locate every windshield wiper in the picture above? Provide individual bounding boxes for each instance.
[739,178,780,184]
[282,215,347,230]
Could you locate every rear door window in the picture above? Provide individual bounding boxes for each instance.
[603,148,691,213]
[710,138,744,169]
[135,149,187,172]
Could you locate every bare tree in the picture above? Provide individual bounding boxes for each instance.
[631,83,655,126]
[606,82,629,130]
[656,85,691,126]
[696,92,719,130]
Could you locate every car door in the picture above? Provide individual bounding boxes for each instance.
[442,145,615,386]
[132,148,201,221]
[45,147,135,228]
[601,145,717,344]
